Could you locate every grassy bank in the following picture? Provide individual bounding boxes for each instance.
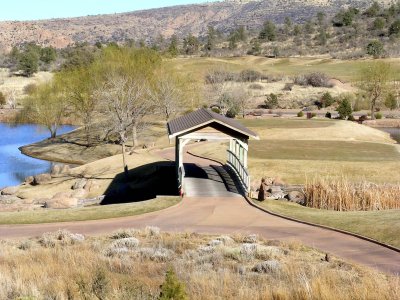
[0,197,180,224]
[254,200,400,248]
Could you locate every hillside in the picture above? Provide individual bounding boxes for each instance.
[0,0,389,50]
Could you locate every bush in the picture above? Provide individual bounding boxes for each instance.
[366,40,384,58]
[282,83,294,91]
[265,93,279,109]
[294,72,332,88]
[359,115,368,123]
[211,107,221,114]
[159,268,188,300]
[226,107,237,118]
[321,92,335,107]
[374,112,383,119]
[385,93,397,110]
[0,92,6,107]
[205,70,237,84]
[311,113,317,118]
[325,112,332,119]
[248,83,263,90]
[24,83,37,95]
[348,115,356,121]
[297,111,304,117]
[239,69,263,82]
[337,98,352,119]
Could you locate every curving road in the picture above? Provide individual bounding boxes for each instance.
[0,145,399,275]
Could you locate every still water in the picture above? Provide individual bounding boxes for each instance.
[0,123,75,189]
[378,127,400,144]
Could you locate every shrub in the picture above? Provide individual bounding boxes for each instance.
[325,112,332,119]
[249,83,263,90]
[24,83,37,95]
[311,112,317,118]
[366,40,384,58]
[294,72,332,87]
[159,268,188,300]
[265,93,279,109]
[389,19,400,36]
[282,83,294,91]
[226,107,237,118]
[211,107,221,114]
[337,98,352,119]
[374,112,383,119]
[297,111,304,117]
[321,92,335,107]
[239,69,263,82]
[0,92,6,107]
[348,115,356,121]
[359,115,368,123]
[385,93,397,110]
[205,70,237,84]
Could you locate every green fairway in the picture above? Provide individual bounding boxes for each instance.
[0,197,180,225]
[249,140,400,162]
[254,200,400,248]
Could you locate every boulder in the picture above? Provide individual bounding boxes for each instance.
[61,165,70,175]
[72,178,87,190]
[1,186,20,195]
[24,176,34,185]
[273,177,285,186]
[45,197,78,209]
[287,191,306,205]
[50,164,63,176]
[84,180,99,191]
[33,173,52,185]
[252,260,281,274]
[0,195,20,204]
[71,188,88,199]
[271,192,287,200]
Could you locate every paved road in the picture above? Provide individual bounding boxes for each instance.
[0,144,399,274]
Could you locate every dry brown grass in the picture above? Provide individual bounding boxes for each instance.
[0,229,398,300]
[304,177,400,211]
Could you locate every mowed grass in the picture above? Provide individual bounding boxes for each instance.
[190,118,400,183]
[167,56,400,83]
[0,197,180,225]
[254,200,400,248]
[249,140,400,162]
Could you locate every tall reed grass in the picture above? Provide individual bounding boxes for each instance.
[304,177,400,211]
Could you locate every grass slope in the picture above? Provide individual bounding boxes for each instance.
[254,200,400,248]
[0,197,180,224]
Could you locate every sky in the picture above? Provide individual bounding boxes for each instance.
[0,0,216,21]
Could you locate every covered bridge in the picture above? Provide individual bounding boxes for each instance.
[167,108,259,196]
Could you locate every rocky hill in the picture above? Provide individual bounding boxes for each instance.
[0,0,391,50]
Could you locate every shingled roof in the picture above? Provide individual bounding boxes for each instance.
[167,108,259,139]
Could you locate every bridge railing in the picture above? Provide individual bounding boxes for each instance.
[227,149,250,193]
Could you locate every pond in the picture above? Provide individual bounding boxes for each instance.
[378,127,400,144]
[0,123,75,189]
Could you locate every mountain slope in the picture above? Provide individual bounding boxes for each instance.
[0,0,389,50]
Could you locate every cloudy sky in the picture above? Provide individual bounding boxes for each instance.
[0,0,216,21]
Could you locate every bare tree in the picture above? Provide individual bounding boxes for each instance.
[231,85,249,118]
[96,75,153,177]
[359,62,393,120]
[205,68,235,114]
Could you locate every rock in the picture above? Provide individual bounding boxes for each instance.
[273,177,285,186]
[61,165,70,175]
[271,192,287,200]
[252,260,281,274]
[287,191,306,205]
[24,176,34,184]
[33,173,52,185]
[84,179,100,191]
[0,195,20,204]
[72,178,87,190]
[258,178,270,201]
[243,234,258,244]
[45,194,78,209]
[1,186,20,195]
[270,186,283,193]
[71,188,88,199]
[50,164,63,176]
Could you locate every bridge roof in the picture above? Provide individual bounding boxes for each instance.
[167,108,259,139]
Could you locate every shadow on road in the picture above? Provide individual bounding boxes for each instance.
[101,161,179,205]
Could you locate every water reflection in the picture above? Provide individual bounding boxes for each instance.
[0,123,75,188]
[378,127,400,144]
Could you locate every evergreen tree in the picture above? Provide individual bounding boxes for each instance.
[167,35,179,57]
[159,268,188,300]
[259,20,276,41]
[337,98,353,119]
